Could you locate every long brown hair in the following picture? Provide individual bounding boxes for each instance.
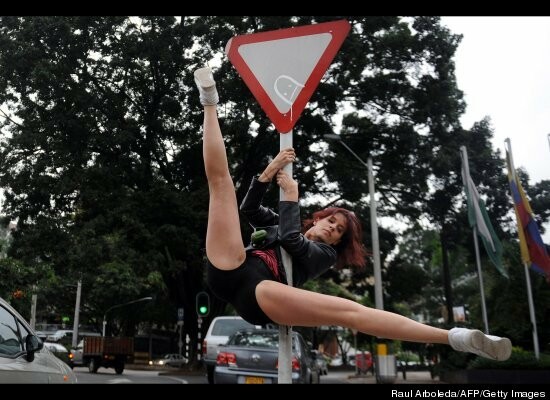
[303,207,367,270]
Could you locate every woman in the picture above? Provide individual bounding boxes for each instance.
[194,66,512,361]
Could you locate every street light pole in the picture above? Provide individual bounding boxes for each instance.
[367,156,383,311]
[324,134,383,310]
[102,296,153,337]
[72,280,82,349]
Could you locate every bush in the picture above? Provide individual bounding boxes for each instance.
[468,347,550,370]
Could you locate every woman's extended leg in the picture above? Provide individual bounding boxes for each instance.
[256,280,511,360]
[196,67,246,270]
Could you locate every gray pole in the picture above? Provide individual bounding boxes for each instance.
[367,157,383,310]
[72,280,82,348]
[523,262,540,358]
[197,317,202,361]
[178,325,183,356]
[354,331,358,376]
[324,134,386,383]
[472,231,490,333]
[278,130,293,384]
[505,138,540,359]
[460,146,489,334]
[29,287,37,330]
[102,315,107,337]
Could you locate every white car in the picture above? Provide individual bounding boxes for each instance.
[202,316,260,384]
[148,353,187,367]
[0,297,77,383]
[43,342,70,365]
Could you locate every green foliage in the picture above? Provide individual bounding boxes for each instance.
[0,16,548,346]
[468,347,550,370]
[0,257,56,300]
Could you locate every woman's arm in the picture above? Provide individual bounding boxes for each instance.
[239,177,278,226]
[258,147,295,183]
[239,148,296,226]
[276,170,337,286]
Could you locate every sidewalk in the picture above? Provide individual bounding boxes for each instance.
[347,370,444,384]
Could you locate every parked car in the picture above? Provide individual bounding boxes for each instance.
[46,329,74,343]
[213,328,321,384]
[46,329,101,346]
[0,297,77,383]
[148,353,187,367]
[43,342,70,365]
[68,340,84,369]
[203,316,260,383]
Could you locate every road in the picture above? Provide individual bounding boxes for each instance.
[73,366,439,384]
[73,367,191,384]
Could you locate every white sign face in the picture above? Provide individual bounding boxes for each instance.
[226,20,351,133]
[238,33,332,114]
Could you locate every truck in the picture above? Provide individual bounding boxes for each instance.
[82,337,134,374]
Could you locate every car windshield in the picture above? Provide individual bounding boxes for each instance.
[211,319,254,336]
[228,331,280,349]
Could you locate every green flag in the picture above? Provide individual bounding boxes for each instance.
[461,147,508,278]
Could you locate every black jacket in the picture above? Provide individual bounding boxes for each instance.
[239,177,337,287]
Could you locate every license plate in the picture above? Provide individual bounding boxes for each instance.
[245,376,264,384]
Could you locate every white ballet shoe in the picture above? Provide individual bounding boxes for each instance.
[194,67,219,106]
[448,328,512,361]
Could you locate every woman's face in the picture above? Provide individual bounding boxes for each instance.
[306,212,348,245]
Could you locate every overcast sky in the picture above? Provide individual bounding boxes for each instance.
[441,16,550,185]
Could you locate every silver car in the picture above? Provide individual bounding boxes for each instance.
[0,297,77,383]
[203,316,259,383]
[213,329,320,384]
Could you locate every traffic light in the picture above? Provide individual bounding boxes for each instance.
[196,291,210,317]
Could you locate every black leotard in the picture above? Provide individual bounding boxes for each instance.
[206,177,337,325]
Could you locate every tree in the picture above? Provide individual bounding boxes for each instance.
[2,17,544,352]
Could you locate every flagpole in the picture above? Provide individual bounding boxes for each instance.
[472,231,489,333]
[523,261,540,359]
[460,146,490,334]
[505,138,540,359]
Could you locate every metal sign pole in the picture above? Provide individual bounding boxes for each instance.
[197,316,203,362]
[278,130,293,384]
[177,307,184,356]
[226,19,351,384]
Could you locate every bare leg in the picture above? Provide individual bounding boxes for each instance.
[202,105,246,270]
[256,281,448,343]
[256,280,512,361]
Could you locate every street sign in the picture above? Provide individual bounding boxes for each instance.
[226,19,350,133]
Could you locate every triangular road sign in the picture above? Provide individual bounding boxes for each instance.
[226,19,350,133]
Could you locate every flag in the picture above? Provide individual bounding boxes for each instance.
[506,150,550,282]
[460,148,507,277]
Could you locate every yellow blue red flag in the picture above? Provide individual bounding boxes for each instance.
[506,150,550,282]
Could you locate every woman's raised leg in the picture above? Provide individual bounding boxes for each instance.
[195,67,246,270]
[255,280,512,361]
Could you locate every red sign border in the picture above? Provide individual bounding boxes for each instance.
[226,19,351,133]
